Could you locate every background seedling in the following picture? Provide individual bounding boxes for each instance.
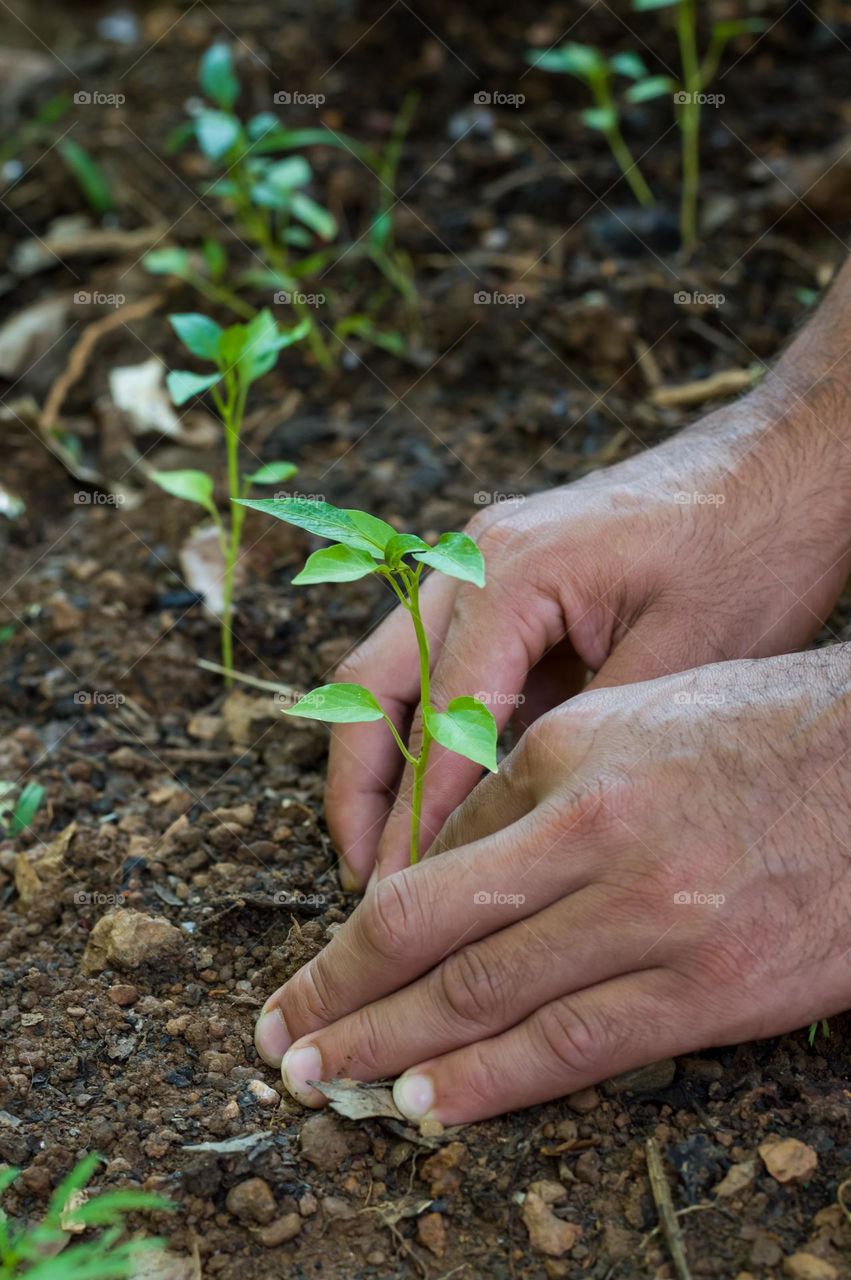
[0,1153,172,1279]
[236,497,498,864]
[0,780,44,836]
[152,308,308,682]
[632,0,764,248]
[525,42,671,207]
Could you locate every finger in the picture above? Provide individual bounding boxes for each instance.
[376,578,565,876]
[275,881,654,1105]
[325,572,457,887]
[255,800,577,1068]
[392,968,698,1124]
[588,605,699,689]
[511,639,588,733]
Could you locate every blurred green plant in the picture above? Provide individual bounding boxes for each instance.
[0,1153,172,1279]
[525,42,671,207]
[632,0,764,248]
[0,781,45,837]
[152,309,308,683]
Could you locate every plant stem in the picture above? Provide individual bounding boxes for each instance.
[405,567,431,864]
[220,378,247,686]
[604,120,656,208]
[677,0,701,250]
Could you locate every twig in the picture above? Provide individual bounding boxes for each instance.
[197,658,300,699]
[645,1136,691,1280]
[650,367,756,410]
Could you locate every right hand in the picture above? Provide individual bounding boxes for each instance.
[326,390,851,886]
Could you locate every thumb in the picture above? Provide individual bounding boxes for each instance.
[587,605,713,689]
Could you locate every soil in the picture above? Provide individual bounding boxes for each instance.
[1,1,850,1277]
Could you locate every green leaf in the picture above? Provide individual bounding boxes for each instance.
[166,369,221,405]
[58,139,114,214]
[412,532,485,587]
[234,498,393,556]
[290,191,337,240]
[711,18,767,38]
[244,461,298,485]
[632,0,677,8]
[200,42,240,110]
[169,313,223,360]
[143,247,191,278]
[625,75,676,102]
[384,533,430,567]
[239,309,309,380]
[202,238,228,279]
[264,155,312,189]
[582,105,618,132]
[610,51,648,79]
[151,469,217,519]
[247,111,280,139]
[283,682,385,723]
[10,782,44,835]
[293,545,378,584]
[424,696,498,772]
[526,42,605,80]
[196,110,241,160]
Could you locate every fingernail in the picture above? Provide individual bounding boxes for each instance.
[339,858,359,892]
[281,1044,325,1106]
[393,1072,435,1121]
[254,1006,291,1067]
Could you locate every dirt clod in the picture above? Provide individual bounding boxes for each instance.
[759,1138,819,1184]
[81,910,185,974]
[225,1178,277,1225]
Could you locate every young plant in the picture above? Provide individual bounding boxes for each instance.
[525,43,671,207]
[0,781,45,837]
[632,0,764,249]
[235,497,498,863]
[152,308,308,682]
[0,1153,172,1279]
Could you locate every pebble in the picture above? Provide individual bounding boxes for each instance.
[226,1177,277,1225]
[566,1087,600,1115]
[521,1181,582,1258]
[421,1142,467,1197]
[245,1079,280,1107]
[321,1195,356,1220]
[257,1213,301,1246]
[81,910,184,973]
[108,984,139,1007]
[782,1254,838,1280]
[300,1112,358,1172]
[758,1138,818,1184]
[417,1211,446,1258]
[608,1059,676,1094]
[298,1192,318,1216]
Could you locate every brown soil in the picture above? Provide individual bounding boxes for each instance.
[1,2,850,1277]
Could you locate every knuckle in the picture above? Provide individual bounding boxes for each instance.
[360,873,422,960]
[534,997,610,1078]
[288,955,336,1027]
[438,946,511,1029]
[334,646,369,685]
[350,1003,385,1074]
[456,1043,506,1113]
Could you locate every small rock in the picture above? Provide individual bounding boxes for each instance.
[608,1059,676,1094]
[566,1087,600,1114]
[14,822,76,915]
[714,1159,757,1198]
[321,1195,356,1220]
[300,1112,357,1172]
[245,1079,280,1107]
[298,1192,318,1216]
[421,1141,467,1197]
[257,1213,301,1246]
[417,1211,446,1258]
[782,1254,838,1280]
[759,1138,818,1184]
[521,1181,582,1258]
[750,1233,783,1269]
[226,1177,277,1225]
[48,592,82,634]
[108,984,139,1007]
[81,910,184,974]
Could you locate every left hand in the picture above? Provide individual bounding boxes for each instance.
[255,649,851,1123]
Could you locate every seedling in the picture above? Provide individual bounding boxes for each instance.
[525,42,671,207]
[143,244,255,321]
[152,308,308,682]
[807,1019,829,1048]
[0,780,44,837]
[632,0,764,248]
[236,497,498,864]
[0,1153,172,1279]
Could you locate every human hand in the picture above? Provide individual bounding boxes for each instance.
[256,649,851,1121]
[326,390,851,886]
